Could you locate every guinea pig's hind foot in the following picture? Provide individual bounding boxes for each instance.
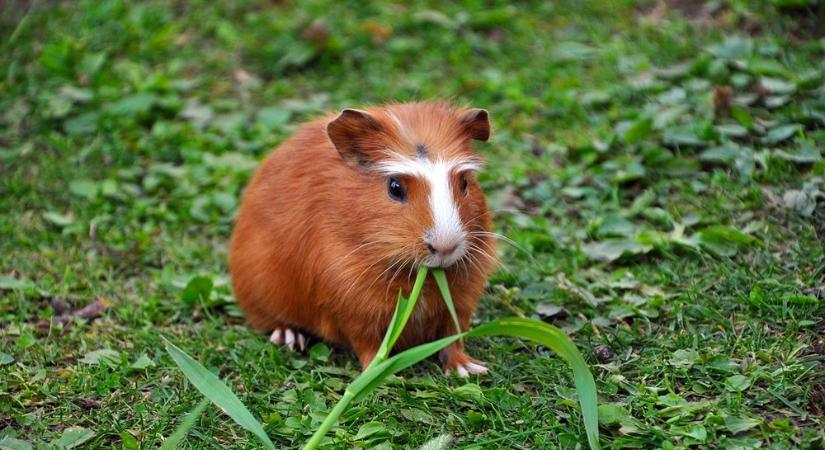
[440,348,488,378]
[269,327,307,352]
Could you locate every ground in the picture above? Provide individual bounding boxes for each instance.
[1,0,824,449]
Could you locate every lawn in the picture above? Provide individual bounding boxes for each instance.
[1,0,823,448]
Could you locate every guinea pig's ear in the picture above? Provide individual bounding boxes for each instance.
[460,108,491,142]
[327,108,383,167]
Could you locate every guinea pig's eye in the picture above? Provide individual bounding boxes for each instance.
[460,173,469,196]
[387,177,406,202]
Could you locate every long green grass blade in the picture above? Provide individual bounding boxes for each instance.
[305,268,600,450]
[349,334,462,402]
[159,397,209,450]
[466,318,600,450]
[304,266,430,449]
[370,266,428,369]
[432,268,462,337]
[164,339,276,450]
[336,317,600,448]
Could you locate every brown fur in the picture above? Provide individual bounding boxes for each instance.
[229,101,496,371]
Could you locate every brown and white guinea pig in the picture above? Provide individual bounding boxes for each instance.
[229,101,497,377]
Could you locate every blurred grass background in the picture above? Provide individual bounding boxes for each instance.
[1,0,823,448]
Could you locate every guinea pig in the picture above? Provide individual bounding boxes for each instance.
[229,101,497,377]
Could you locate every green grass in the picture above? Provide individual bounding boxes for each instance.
[1,0,824,448]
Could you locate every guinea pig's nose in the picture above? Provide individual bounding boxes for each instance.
[427,242,458,256]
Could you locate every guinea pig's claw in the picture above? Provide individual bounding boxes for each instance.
[269,329,284,345]
[269,327,307,352]
[444,362,488,378]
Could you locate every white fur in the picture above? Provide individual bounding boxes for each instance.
[374,155,482,267]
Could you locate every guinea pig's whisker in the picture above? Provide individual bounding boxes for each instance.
[340,255,390,302]
[469,246,492,271]
[340,266,375,302]
[370,258,403,291]
[336,241,383,266]
[466,241,510,274]
[385,257,413,300]
[458,256,470,279]
[470,230,533,262]
[463,209,494,224]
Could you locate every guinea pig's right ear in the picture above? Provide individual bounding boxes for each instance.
[327,109,383,167]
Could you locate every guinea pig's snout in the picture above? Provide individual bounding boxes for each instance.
[427,242,457,256]
[423,234,466,268]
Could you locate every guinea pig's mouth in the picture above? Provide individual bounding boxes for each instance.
[422,241,468,269]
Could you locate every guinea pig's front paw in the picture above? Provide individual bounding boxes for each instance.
[440,348,488,378]
[269,327,307,352]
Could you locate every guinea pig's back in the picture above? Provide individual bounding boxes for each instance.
[229,119,339,331]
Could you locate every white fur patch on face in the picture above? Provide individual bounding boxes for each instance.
[375,154,482,267]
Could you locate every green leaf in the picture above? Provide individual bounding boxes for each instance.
[746,59,787,76]
[451,383,485,402]
[400,408,435,425]
[69,179,98,199]
[433,269,462,337]
[783,190,817,216]
[371,267,429,367]
[554,41,597,62]
[180,276,213,305]
[668,349,700,368]
[351,334,462,403]
[671,423,707,442]
[699,144,740,163]
[725,416,762,433]
[0,436,32,450]
[159,398,210,450]
[120,432,138,450]
[0,352,13,365]
[43,211,75,227]
[715,124,748,138]
[305,272,600,450]
[623,117,653,146]
[309,343,332,362]
[466,318,601,450]
[416,434,453,450]
[689,226,759,257]
[80,349,121,367]
[50,427,95,449]
[759,77,795,95]
[773,142,821,163]
[0,275,34,291]
[725,374,752,392]
[763,124,801,145]
[591,215,636,238]
[598,404,630,426]
[105,93,157,117]
[257,107,291,130]
[707,36,752,60]
[129,353,155,370]
[581,239,651,262]
[354,421,386,440]
[163,340,276,450]
[730,106,753,128]
[690,226,761,256]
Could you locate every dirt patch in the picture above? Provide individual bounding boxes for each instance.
[809,382,825,416]
[637,0,719,25]
[662,0,711,20]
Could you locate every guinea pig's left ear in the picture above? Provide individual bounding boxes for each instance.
[460,108,491,142]
[327,108,384,167]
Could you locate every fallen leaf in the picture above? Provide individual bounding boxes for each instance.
[74,298,111,320]
[80,349,121,367]
[536,303,567,321]
[50,427,95,449]
[581,239,652,262]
